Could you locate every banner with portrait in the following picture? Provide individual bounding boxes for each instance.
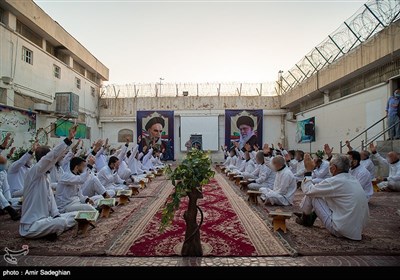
[296,117,316,143]
[225,110,263,151]
[136,110,174,160]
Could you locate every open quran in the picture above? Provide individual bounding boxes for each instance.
[116,189,133,197]
[98,198,116,207]
[75,211,99,222]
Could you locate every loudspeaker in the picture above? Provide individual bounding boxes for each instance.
[304,123,314,136]
[190,134,202,150]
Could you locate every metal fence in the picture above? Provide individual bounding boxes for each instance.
[100,82,277,98]
[278,0,400,94]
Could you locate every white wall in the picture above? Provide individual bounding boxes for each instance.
[0,20,102,150]
[286,83,389,153]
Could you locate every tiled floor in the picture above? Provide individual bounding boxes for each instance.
[1,255,399,267]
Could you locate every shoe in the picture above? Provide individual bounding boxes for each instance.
[295,212,317,227]
[4,206,21,221]
[44,233,58,241]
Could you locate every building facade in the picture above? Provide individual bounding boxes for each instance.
[0,0,109,149]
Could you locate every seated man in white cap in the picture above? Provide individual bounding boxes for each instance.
[98,156,129,194]
[260,155,296,206]
[247,152,275,191]
[20,125,78,239]
[347,151,373,201]
[370,143,400,191]
[296,154,369,241]
[55,157,99,213]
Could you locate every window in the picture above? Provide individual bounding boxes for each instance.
[90,86,96,97]
[22,47,33,64]
[16,20,42,47]
[53,65,61,79]
[73,60,85,76]
[118,129,133,142]
[0,7,5,25]
[75,77,81,89]
[46,41,55,56]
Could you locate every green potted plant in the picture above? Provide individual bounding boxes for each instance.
[160,148,215,256]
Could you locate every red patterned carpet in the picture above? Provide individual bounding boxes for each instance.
[127,179,257,256]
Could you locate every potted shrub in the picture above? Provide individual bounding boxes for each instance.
[160,148,215,256]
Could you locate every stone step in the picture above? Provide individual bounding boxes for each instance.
[376,139,400,154]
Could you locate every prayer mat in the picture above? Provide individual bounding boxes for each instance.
[220,172,400,256]
[117,174,289,256]
[0,177,169,256]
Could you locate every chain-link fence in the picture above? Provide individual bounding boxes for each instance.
[278,0,400,94]
[100,82,277,98]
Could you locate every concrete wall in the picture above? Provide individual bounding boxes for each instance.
[286,83,389,153]
[98,96,284,161]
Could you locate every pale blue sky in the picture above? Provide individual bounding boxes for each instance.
[34,0,364,84]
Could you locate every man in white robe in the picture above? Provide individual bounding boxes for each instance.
[296,154,369,241]
[347,151,373,201]
[7,141,37,197]
[260,156,296,206]
[98,156,128,194]
[311,157,330,184]
[0,155,20,220]
[20,126,78,239]
[293,150,306,182]
[370,143,400,191]
[360,150,375,181]
[56,157,98,213]
[247,152,276,190]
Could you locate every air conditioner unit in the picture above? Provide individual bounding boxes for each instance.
[55,92,79,118]
[182,91,189,96]
[1,76,13,85]
[286,112,296,122]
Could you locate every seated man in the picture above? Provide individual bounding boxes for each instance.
[311,157,330,184]
[296,154,369,241]
[7,141,38,197]
[222,148,237,169]
[293,150,306,182]
[347,151,373,201]
[98,156,128,194]
[360,150,375,181]
[260,155,296,206]
[247,152,275,191]
[230,150,255,175]
[0,155,20,220]
[370,143,400,191]
[20,126,78,239]
[55,157,98,213]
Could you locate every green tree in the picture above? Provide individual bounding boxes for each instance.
[160,148,215,256]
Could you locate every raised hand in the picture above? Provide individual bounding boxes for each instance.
[68,125,78,141]
[253,144,259,152]
[324,144,334,157]
[304,153,315,172]
[31,140,40,152]
[87,155,96,166]
[277,142,283,150]
[245,143,251,152]
[126,137,130,144]
[94,139,104,153]
[345,140,353,151]
[369,142,377,153]
[138,135,142,143]
[233,141,239,148]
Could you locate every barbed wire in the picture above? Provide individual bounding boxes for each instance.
[100,82,277,98]
[278,0,400,94]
